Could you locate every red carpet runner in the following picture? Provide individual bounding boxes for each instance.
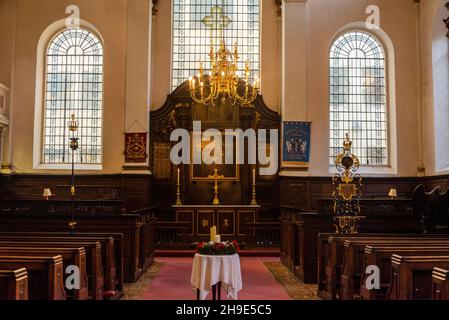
[139,257,292,300]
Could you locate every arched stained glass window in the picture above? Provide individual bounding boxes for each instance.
[43,28,103,164]
[172,0,260,90]
[329,31,388,166]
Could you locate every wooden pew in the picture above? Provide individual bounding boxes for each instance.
[387,254,449,300]
[0,240,103,300]
[0,246,88,300]
[432,267,449,300]
[30,231,125,292]
[0,255,66,300]
[0,268,28,300]
[0,213,156,282]
[323,234,449,300]
[340,238,449,300]
[317,233,401,298]
[0,233,118,295]
[360,246,449,300]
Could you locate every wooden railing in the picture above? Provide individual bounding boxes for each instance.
[154,221,192,248]
[245,221,280,246]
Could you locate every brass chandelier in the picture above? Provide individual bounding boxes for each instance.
[188,40,259,105]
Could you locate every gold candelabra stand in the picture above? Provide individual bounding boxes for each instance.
[67,114,79,232]
[332,133,364,235]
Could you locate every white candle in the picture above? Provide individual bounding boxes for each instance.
[214,235,221,243]
[177,168,180,184]
[210,226,217,242]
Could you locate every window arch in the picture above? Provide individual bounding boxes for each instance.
[43,28,103,164]
[329,31,388,166]
[171,0,260,90]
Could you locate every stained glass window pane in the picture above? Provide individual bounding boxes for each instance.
[329,31,388,166]
[43,29,103,164]
[172,0,260,90]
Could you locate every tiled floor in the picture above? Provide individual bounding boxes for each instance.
[122,257,319,300]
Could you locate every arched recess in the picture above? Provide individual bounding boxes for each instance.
[432,2,449,172]
[329,22,397,176]
[33,18,104,170]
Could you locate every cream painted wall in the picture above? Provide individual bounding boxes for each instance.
[302,0,421,177]
[421,0,448,176]
[2,0,443,177]
[6,0,140,174]
[0,0,16,88]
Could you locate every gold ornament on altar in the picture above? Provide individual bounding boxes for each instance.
[188,6,259,105]
[208,168,224,205]
[332,133,365,234]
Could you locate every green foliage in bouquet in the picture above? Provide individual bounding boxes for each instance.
[196,240,240,255]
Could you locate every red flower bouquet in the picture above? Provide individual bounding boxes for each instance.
[196,240,240,255]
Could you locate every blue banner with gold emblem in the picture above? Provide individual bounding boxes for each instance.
[282,122,311,166]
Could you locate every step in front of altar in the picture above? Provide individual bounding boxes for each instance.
[155,248,280,258]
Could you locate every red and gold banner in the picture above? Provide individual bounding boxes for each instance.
[125,132,147,163]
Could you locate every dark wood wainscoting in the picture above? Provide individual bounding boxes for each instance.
[279,175,449,210]
[0,174,151,212]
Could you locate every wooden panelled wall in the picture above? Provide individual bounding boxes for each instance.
[0,174,151,212]
[280,175,449,211]
[1,173,448,218]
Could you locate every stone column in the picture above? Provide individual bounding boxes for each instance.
[280,0,309,175]
[281,0,308,121]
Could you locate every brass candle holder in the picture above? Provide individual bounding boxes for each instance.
[175,167,182,205]
[251,169,257,206]
[175,182,183,206]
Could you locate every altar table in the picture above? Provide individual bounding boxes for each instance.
[190,253,242,300]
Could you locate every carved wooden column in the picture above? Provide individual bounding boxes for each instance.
[174,102,192,129]
[240,106,256,204]
[174,102,191,206]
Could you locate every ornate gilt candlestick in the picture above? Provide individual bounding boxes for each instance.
[175,167,182,205]
[251,168,257,206]
[67,114,79,232]
[332,133,365,235]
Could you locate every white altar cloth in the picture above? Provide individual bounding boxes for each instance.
[190,253,242,300]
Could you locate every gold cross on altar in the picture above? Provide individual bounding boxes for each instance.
[207,168,225,181]
[201,6,231,44]
[208,168,224,205]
